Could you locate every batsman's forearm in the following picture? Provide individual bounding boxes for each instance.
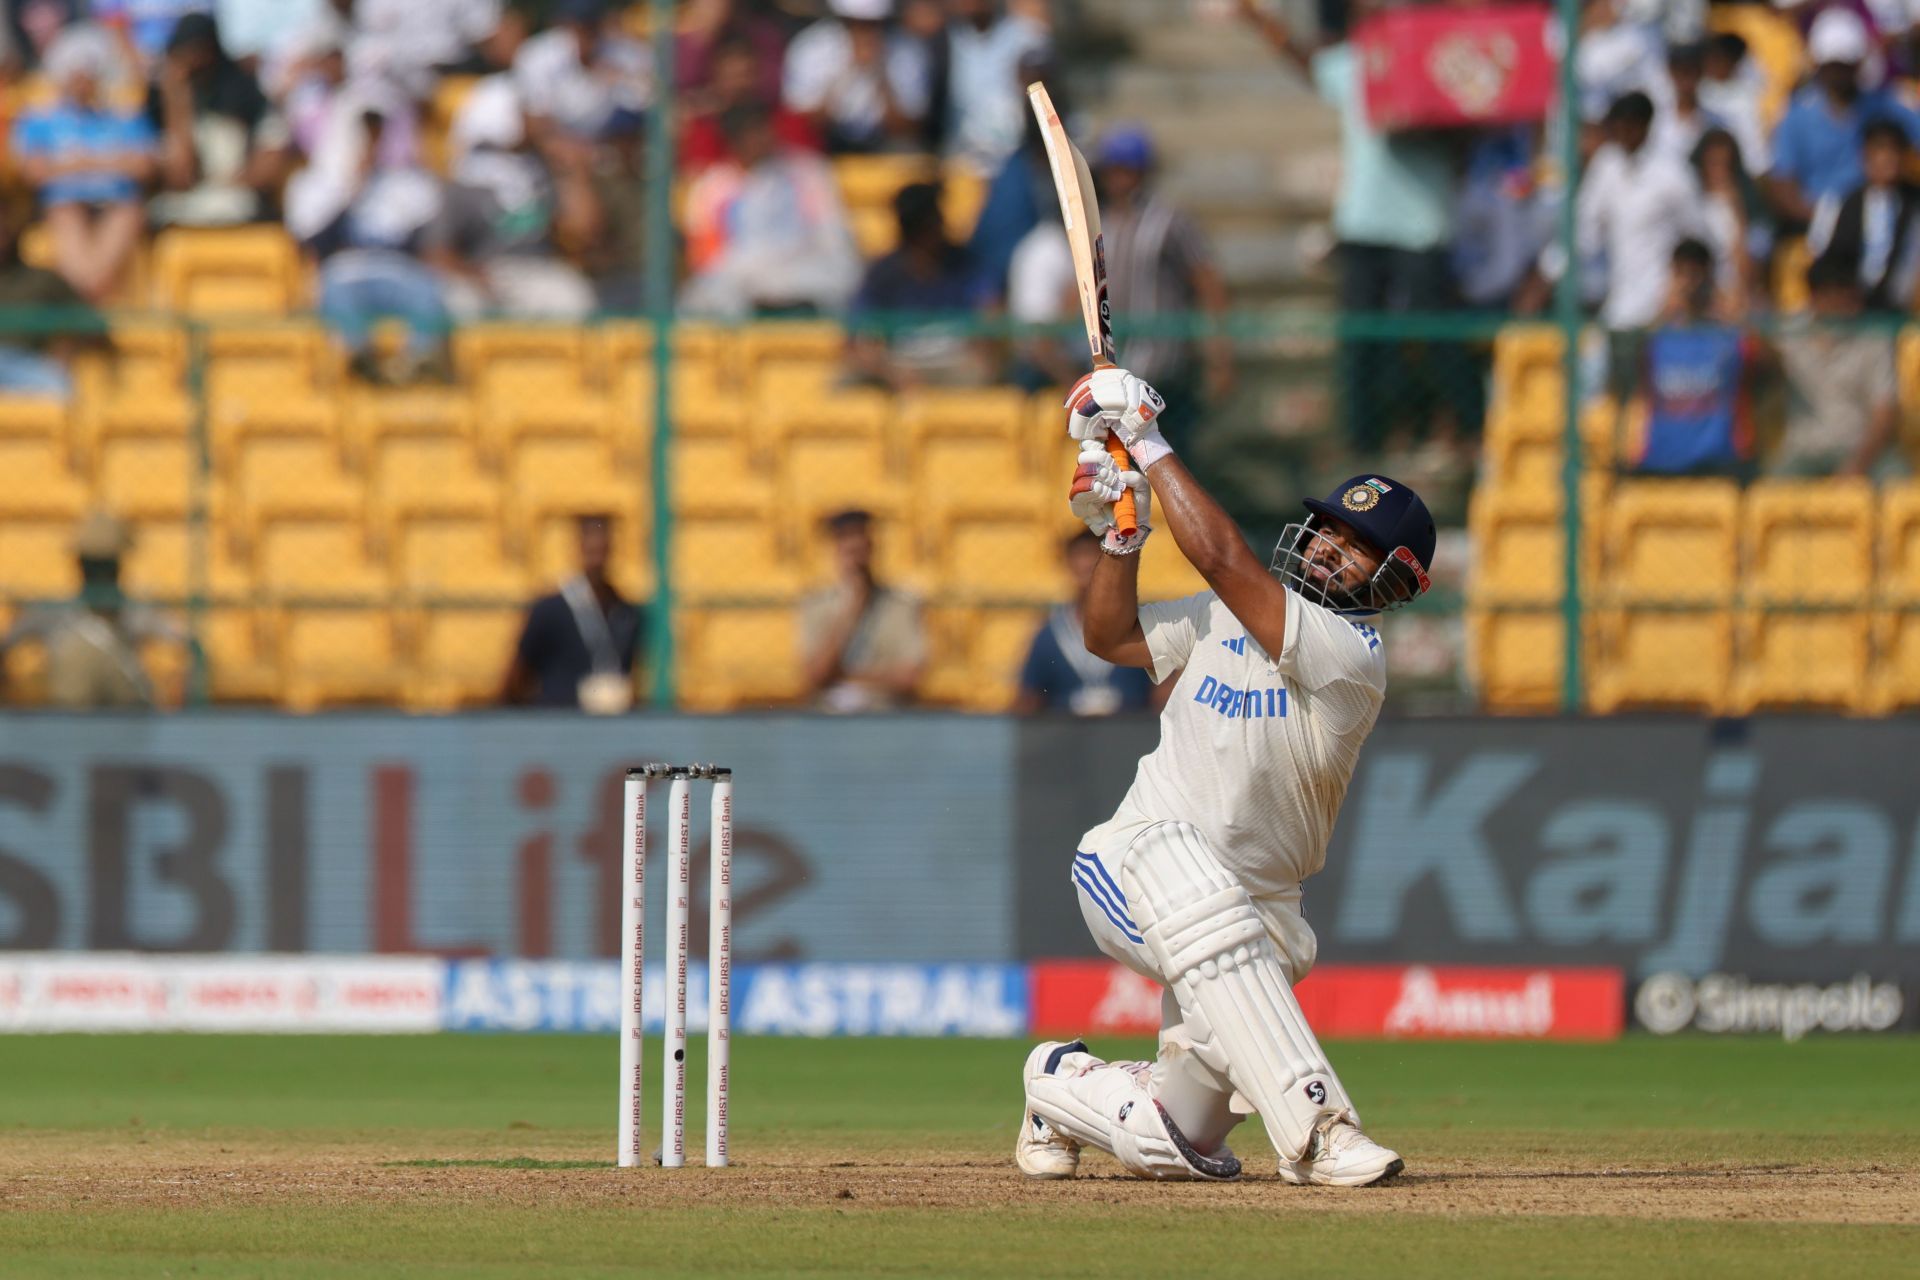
[1142,454,1245,581]
[1082,550,1143,660]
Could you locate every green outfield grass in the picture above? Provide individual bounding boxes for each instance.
[2,1034,1916,1278]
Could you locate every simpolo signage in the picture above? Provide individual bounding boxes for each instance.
[1633,972,1907,1041]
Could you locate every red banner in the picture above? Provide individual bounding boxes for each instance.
[1030,961,1623,1041]
[1355,4,1556,131]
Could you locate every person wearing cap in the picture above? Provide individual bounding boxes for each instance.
[1765,6,1920,227]
[10,24,156,305]
[148,10,293,227]
[798,509,926,712]
[501,513,645,712]
[782,0,934,154]
[1013,364,1434,1188]
[0,512,187,710]
[1088,125,1232,447]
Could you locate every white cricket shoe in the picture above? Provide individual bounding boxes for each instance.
[1015,1040,1084,1179]
[1277,1112,1404,1187]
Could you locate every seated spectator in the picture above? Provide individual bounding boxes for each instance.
[0,198,110,396]
[512,0,649,146]
[1012,531,1157,716]
[1808,119,1920,313]
[1773,257,1903,479]
[149,12,293,226]
[683,34,819,172]
[799,508,926,713]
[93,0,211,70]
[289,109,450,384]
[782,0,934,155]
[426,76,598,320]
[677,0,787,112]
[276,17,419,170]
[944,0,1049,173]
[10,25,155,304]
[1691,127,1769,317]
[847,181,991,388]
[1699,30,1770,173]
[502,513,644,713]
[0,512,186,711]
[1091,127,1232,445]
[1764,7,1920,228]
[680,104,862,318]
[1631,240,1758,480]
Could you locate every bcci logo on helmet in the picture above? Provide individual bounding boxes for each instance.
[1341,477,1394,513]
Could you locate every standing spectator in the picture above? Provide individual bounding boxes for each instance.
[511,0,650,145]
[1808,118,1920,313]
[10,25,155,304]
[277,18,419,171]
[1004,189,1081,389]
[502,513,644,713]
[1648,43,1722,170]
[965,64,1057,304]
[426,76,598,320]
[148,12,293,226]
[1765,7,1920,227]
[0,198,109,395]
[1572,0,1665,123]
[289,109,450,384]
[846,181,991,388]
[1452,128,1550,310]
[1631,240,1759,479]
[1773,256,1903,478]
[0,512,186,710]
[944,0,1049,173]
[1239,0,1462,452]
[782,0,934,154]
[1691,128,1769,317]
[1089,127,1232,447]
[680,104,862,318]
[1567,92,1706,397]
[799,509,927,713]
[1699,31,1770,173]
[1012,531,1157,716]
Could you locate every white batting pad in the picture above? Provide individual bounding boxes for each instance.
[1122,822,1354,1163]
[1026,1045,1240,1181]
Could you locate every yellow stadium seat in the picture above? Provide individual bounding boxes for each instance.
[279,608,406,711]
[1140,545,1209,602]
[481,393,615,469]
[738,323,844,372]
[96,436,196,520]
[965,605,1048,711]
[1773,236,1811,314]
[102,322,188,390]
[139,634,192,708]
[1731,610,1871,713]
[755,380,888,445]
[678,605,803,710]
[1487,325,1566,440]
[673,515,802,603]
[901,388,1028,445]
[369,436,497,526]
[0,439,88,514]
[914,437,1041,529]
[833,154,937,208]
[673,437,771,517]
[1468,608,1565,713]
[454,325,594,399]
[152,226,304,315]
[233,437,359,526]
[205,324,333,415]
[210,394,341,479]
[938,514,1066,603]
[0,395,66,443]
[504,437,643,532]
[1743,479,1875,605]
[940,165,989,241]
[1469,488,1567,605]
[1880,483,1920,603]
[203,607,280,704]
[1598,479,1740,604]
[408,606,522,710]
[256,514,389,600]
[119,519,251,601]
[1587,608,1733,713]
[1869,611,1920,711]
[783,436,894,520]
[0,516,82,597]
[394,513,526,599]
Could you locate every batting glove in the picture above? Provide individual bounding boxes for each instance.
[1068,438,1152,555]
[1065,367,1172,467]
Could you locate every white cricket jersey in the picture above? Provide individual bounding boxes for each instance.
[1080,587,1387,912]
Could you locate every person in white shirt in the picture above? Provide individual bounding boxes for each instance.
[944,0,1049,172]
[1013,366,1436,1187]
[781,0,933,154]
[1577,91,1709,332]
[511,0,650,142]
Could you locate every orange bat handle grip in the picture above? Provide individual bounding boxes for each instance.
[1106,432,1137,538]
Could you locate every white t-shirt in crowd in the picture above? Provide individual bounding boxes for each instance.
[1080,587,1387,920]
[1006,222,1074,322]
[1575,140,1706,329]
[945,14,1049,170]
[782,19,931,142]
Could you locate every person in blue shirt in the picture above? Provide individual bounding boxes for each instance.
[1764,7,1920,228]
[1632,239,1758,480]
[9,24,156,304]
[846,179,993,387]
[1013,531,1160,716]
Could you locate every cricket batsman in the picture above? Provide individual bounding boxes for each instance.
[1015,367,1436,1186]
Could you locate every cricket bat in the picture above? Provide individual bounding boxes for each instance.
[1027,82,1139,539]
